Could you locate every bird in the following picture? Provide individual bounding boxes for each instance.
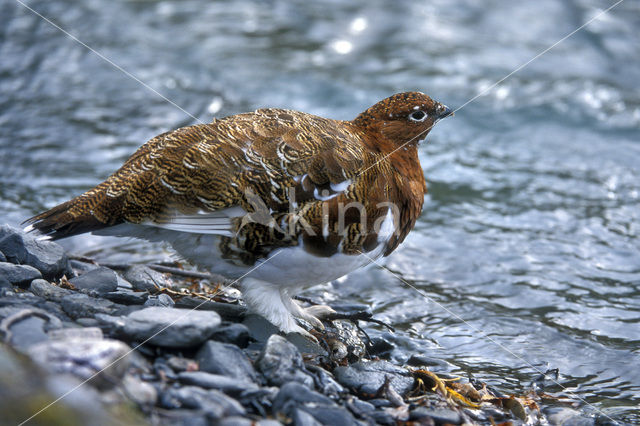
[24,91,452,338]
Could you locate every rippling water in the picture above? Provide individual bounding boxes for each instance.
[1,0,639,422]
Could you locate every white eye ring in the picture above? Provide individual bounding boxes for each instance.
[408,110,428,122]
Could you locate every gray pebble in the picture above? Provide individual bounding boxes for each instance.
[178,371,259,395]
[28,337,131,386]
[0,224,71,279]
[256,334,314,388]
[162,386,246,420]
[409,407,462,424]
[144,293,175,307]
[333,360,415,397]
[69,267,119,295]
[61,293,119,319]
[196,340,257,382]
[0,308,62,350]
[210,322,251,347]
[0,262,42,287]
[122,374,158,406]
[103,290,148,305]
[272,382,334,414]
[29,278,72,301]
[97,307,221,348]
[123,264,170,292]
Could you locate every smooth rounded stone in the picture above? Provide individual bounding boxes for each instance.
[144,293,175,307]
[256,334,314,388]
[123,264,171,292]
[409,407,462,425]
[49,326,104,340]
[545,407,595,426]
[98,307,221,348]
[167,355,198,372]
[333,360,415,397]
[0,276,11,289]
[196,340,257,382]
[61,293,119,319]
[0,308,62,350]
[272,382,334,414]
[406,354,451,371]
[0,262,42,287]
[178,371,259,394]
[104,290,148,305]
[210,322,251,347]
[162,386,246,420]
[69,266,119,295]
[29,278,73,301]
[292,409,324,426]
[28,337,131,387]
[367,337,395,359]
[176,296,247,320]
[299,405,360,426]
[0,224,71,279]
[122,374,158,406]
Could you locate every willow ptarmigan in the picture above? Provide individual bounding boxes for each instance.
[24,91,452,337]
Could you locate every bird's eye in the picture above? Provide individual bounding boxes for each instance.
[408,110,427,122]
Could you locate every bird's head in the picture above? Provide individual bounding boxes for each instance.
[353,91,453,147]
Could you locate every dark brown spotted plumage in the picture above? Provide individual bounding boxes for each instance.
[25,91,452,336]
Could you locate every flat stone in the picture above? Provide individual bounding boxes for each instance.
[0,276,10,289]
[69,267,119,295]
[0,224,71,279]
[97,307,221,348]
[28,337,131,387]
[196,340,257,382]
[209,323,251,347]
[122,264,171,292]
[256,334,314,388]
[292,409,324,426]
[122,374,158,406]
[60,293,119,319]
[103,290,148,305]
[29,279,72,301]
[409,407,462,425]
[333,360,415,397]
[0,308,62,350]
[272,382,334,413]
[178,371,259,395]
[49,327,104,340]
[161,386,245,420]
[143,293,175,307]
[175,297,246,320]
[0,262,42,287]
[299,405,360,426]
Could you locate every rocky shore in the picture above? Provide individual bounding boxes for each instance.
[0,224,602,425]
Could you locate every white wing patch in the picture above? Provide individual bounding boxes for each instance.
[143,206,245,236]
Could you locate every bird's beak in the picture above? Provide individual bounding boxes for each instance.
[437,104,454,119]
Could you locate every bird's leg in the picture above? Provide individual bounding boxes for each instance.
[241,278,314,339]
[284,296,336,331]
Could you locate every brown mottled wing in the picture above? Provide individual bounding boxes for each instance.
[24,109,369,241]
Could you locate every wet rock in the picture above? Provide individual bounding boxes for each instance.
[256,334,314,388]
[154,358,178,381]
[28,337,131,387]
[210,322,251,347]
[161,386,246,420]
[69,266,119,295]
[409,407,462,425]
[330,302,373,316]
[29,278,72,301]
[0,308,62,350]
[103,290,148,305]
[307,364,345,396]
[0,224,71,279]
[143,293,175,307]
[123,264,171,292]
[333,360,415,397]
[122,374,158,406]
[61,293,119,319]
[196,340,257,382]
[272,382,334,412]
[292,409,324,426]
[97,307,221,348]
[407,354,451,370]
[0,262,41,287]
[299,405,360,426]
[166,355,199,372]
[368,337,395,359]
[176,296,247,320]
[178,371,259,395]
[545,407,595,426]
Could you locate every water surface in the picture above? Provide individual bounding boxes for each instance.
[1,0,639,422]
